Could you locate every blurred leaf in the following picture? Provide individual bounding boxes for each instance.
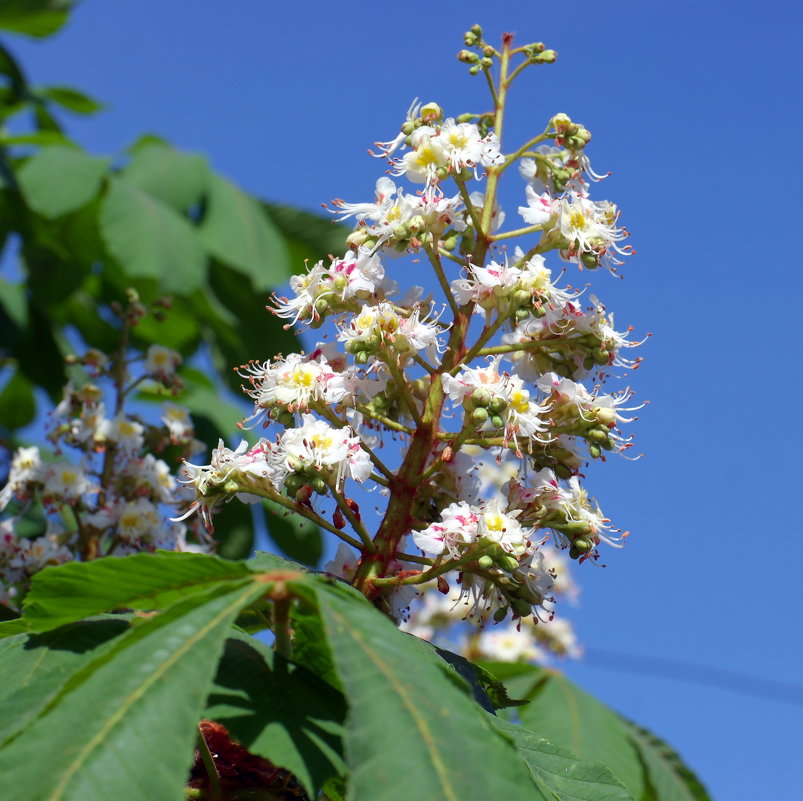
[205,628,346,796]
[199,174,289,289]
[16,146,108,218]
[0,582,264,801]
[123,144,209,212]
[263,201,348,266]
[129,296,202,352]
[517,668,645,801]
[0,42,28,97]
[213,499,255,561]
[0,370,35,430]
[619,717,711,801]
[13,300,64,399]
[0,0,72,39]
[0,131,73,146]
[492,716,632,801]
[100,176,207,293]
[302,579,543,801]
[38,85,103,114]
[263,499,322,567]
[0,279,27,350]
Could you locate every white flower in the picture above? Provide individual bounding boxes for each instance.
[477,498,528,555]
[42,462,95,502]
[411,501,478,557]
[278,414,371,488]
[239,351,356,422]
[161,403,193,441]
[118,498,161,542]
[145,345,181,377]
[106,414,145,453]
[518,184,556,226]
[476,623,548,663]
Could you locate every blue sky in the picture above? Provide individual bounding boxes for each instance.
[9,1,803,798]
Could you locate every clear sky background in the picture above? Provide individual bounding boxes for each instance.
[8,1,803,799]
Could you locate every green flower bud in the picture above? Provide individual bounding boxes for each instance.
[468,64,480,76]
[569,545,581,560]
[456,113,475,124]
[463,32,478,47]
[470,23,483,37]
[581,251,600,270]
[490,415,505,429]
[480,57,493,69]
[516,584,542,605]
[458,49,480,63]
[512,289,531,307]
[535,50,557,63]
[223,479,239,495]
[442,234,460,251]
[471,387,492,407]
[493,605,508,623]
[560,520,592,535]
[355,351,370,365]
[512,598,534,618]
[573,536,594,554]
[593,348,610,366]
[287,455,304,472]
[401,120,416,135]
[589,443,602,458]
[284,474,304,495]
[471,407,490,426]
[488,396,508,414]
[477,554,494,569]
[313,297,329,315]
[311,477,328,494]
[497,555,521,573]
[515,308,531,321]
[583,355,595,370]
[587,428,609,444]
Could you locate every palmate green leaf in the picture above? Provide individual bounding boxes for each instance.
[517,668,645,800]
[302,579,545,801]
[100,176,207,292]
[618,718,711,801]
[16,145,108,218]
[122,143,209,212]
[199,173,290,290]
[0,582,265,801]
[0,617,129,745]
[492,717,633,801]
[0,0,72,38]
[21,552,255,631]
[205,628,346,796]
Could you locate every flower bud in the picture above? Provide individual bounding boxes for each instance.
[534,50,557,63]
[490,414,505,429]
[420,102,442,122]
[512,289,531,307]
[314,297,330,316]
[587,428,609,444]
[458,49,479,63]
[470,23,483,37]
[488,397,508,414]
[355,351,370,365]
[573,536,594,554]
[471,407,490,426]
[512,598,534,618]
[496,554,520,573]
[295,484,313,503]
[311,476,328,494]
[477,554,494,569]
[471,387,492,407]
[468,64,480,76]
[589,443,602,458]
[493,605,509,623]
[581,252,600,269]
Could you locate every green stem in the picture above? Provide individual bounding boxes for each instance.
[491,222,550,242]
[448,312,509,375]
[383,356,424,426]
[424,244,461,318]
[196,725,222,801]
[272,597,293,660]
